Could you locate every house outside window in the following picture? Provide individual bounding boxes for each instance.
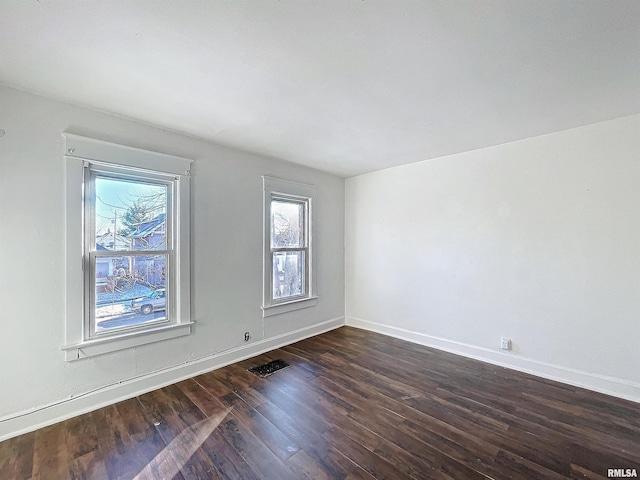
[62,133,193,360]
[262,176,317,317]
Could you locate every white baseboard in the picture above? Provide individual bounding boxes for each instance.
[0,317,344,442]
[346,316,640,404]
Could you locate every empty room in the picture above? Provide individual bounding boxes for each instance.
[0,1,638,479]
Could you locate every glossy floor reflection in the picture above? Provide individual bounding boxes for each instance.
[1,327,639,479]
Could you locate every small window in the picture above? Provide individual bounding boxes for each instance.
[62,133,193,360]
[263,176,317,317]
[271,197,308,301]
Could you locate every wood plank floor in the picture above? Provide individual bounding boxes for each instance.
[1,326,639,479]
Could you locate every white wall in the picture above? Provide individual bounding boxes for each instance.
[346,115,640,401]
[1,84,636,442]
[0,86,345,439]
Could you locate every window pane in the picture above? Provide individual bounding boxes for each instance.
[94,254,168,333]
[95,176,167,251]
[271,200,304,248]
[273,251,305,299]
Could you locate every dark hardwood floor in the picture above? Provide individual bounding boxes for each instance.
[1,326,639,479]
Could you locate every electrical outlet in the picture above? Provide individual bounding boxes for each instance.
[244,331,250,342]
[500,337,512,351]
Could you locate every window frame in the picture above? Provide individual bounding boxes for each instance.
[270,195,309,303]
[62,133,193,361]
[84,166,175,338]
[262,176,317,317]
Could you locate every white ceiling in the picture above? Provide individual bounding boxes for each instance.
[1,1,638,177]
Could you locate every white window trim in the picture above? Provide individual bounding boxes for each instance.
[262,176,318,317]
[61,133,193,361]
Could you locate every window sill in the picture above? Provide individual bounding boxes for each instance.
[262,296,318,317]
[61,322,194,361]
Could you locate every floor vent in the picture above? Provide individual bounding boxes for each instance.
[249,359,290,377]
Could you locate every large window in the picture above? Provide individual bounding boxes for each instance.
[62,134,192,360]
[87,169,172,336]
[263,176,317,316]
